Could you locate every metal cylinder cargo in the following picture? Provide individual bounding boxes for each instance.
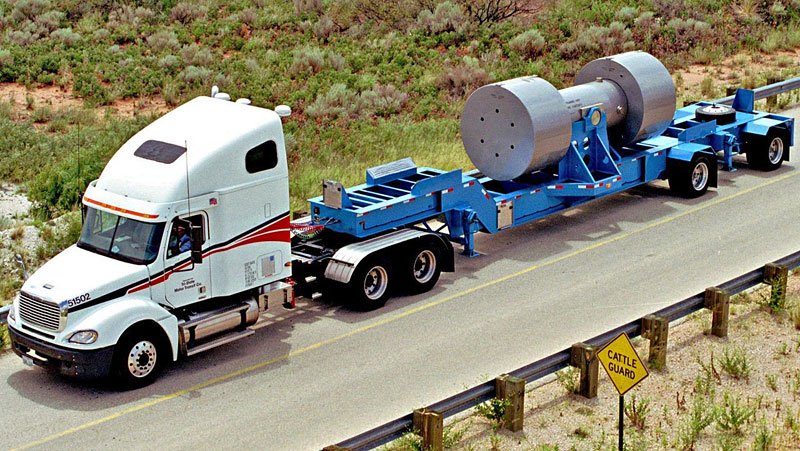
[460,51,676,181]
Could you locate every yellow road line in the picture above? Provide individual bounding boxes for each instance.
[14,169,799,450]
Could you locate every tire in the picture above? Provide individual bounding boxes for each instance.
[668,155,713,198]
[403,244,442,295]
[746,129,788,172]
[111,326,166,389]
[348,257,393,311]
[695,104,737,125]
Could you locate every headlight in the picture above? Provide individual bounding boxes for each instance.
[68,330,98,344]
[8,304,15,321]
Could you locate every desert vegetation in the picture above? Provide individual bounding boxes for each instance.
[1,0,800,311]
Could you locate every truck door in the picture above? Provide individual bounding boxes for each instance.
[163,213,211,307]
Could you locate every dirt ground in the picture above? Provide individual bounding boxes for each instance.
[442,277,800,450]
[0,82,170,120]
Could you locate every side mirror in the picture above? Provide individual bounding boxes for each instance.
[190,226,203,264]
[15,253,28,281]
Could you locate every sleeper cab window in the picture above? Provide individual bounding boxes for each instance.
[245,140,278,174]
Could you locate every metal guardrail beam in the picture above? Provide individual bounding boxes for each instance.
[0,305,10,325]
[336,250,800,450]
[714,77,800,105]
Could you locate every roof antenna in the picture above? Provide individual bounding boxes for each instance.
[185,139,190,217]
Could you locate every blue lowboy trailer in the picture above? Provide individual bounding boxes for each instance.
[290,51,796,310]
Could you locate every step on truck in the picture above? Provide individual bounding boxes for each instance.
[7,51,796,388]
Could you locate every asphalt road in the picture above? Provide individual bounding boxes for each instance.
[3,105,800,450]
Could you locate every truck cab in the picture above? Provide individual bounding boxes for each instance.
[8,96,293,387]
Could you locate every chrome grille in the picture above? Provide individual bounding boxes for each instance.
[18,291,64,331]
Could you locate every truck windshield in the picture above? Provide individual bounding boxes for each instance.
[77,207,165,265]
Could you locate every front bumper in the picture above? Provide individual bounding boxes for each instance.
[8,325,114,379]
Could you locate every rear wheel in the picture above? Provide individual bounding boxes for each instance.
[403,245,442,295]
[111,327,166,390]
[746,129,788,171]
[668,155,713,198]
[349,257,393,311]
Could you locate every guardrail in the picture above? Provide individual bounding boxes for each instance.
[332,250,800,450]
[714,77,800,105]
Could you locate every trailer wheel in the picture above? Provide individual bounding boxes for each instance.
[111,325,166,389]
[404,244,442,295]
[746,129,788,171]
[349,257,393,310]
[695,105,736,125]
[668,155,712,198]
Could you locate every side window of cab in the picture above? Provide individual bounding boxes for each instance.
[167,214,206,259]
[245,140,278,174]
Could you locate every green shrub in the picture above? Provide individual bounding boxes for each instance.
[359,83,409,117]
[720,346,751,380]
[74,72,111,105]
[170,2,206,24]
[50,27,81,47]
[716,392,756,435]
[556,366,580,393]
[436,58,489,98]
[147,30,180,52]
[509,29,546,59]
[35,10,65,33]
[10,0,50,23]
[180,44,215,67]
[305,83,359,119]
[559,22,633,59]
[290,46,327,75]
[313,15,337,41]
[179,65,212,85]
[294,0,324,16]
[416,2,469,34]
[475,397,509,429]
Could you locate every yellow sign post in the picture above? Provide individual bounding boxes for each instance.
[597,332,650,451]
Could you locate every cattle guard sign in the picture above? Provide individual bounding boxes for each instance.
[598,332,649,395]
[597,332,650,450]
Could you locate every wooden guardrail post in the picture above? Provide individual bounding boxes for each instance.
[496,374,525,432]
[764,263,789,306]
[413,408,443,451]
[704,287,730,337]
[570,343,598,398]
[641,314,669,370]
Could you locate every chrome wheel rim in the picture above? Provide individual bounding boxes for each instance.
[692,162,709,191]
[128,340,157,378]
[363,266,388,300]
[768,137,784,164]
[413,250,437,284]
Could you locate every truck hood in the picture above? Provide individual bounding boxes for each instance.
[22,245,151,312]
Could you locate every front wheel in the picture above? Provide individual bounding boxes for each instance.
[348,258,393,311]
[111,327,166,389]
[746,129,788,171]
[668,155,713,198]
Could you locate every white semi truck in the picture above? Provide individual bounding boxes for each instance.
[7,52,796,388]
[7,92,455,388]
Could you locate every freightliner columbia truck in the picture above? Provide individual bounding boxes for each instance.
[7,52,795,388]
